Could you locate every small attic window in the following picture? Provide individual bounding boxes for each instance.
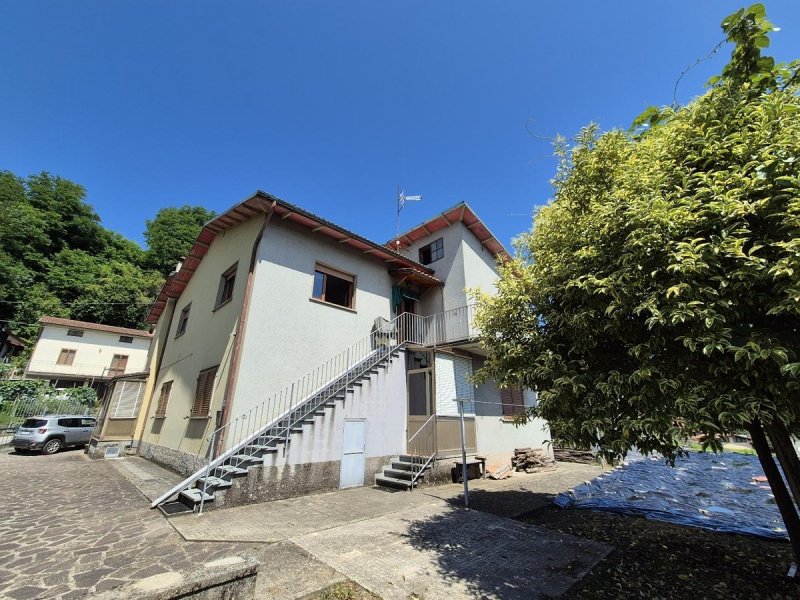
[119,335,133,344]
[67,329,84,337]
[419,238,444,265]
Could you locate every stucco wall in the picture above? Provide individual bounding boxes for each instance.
[232,218,394,424]
[401,220,498,313]
[26,326,150,379]
[472,355,552,468]
[141,215,265,456]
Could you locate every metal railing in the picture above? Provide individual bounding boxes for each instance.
[407,414,437,486]
[152,304,479,508]
[25,360,132,379]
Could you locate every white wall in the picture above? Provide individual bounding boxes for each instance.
[142,215,265,455]
[471,355,552,467]
[265,353,407,468]
[27,326,150,379]
[402,220,498,313]
[233,218,394,421]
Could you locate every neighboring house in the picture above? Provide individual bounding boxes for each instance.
[25,317,152,394]
[0,329,25,363]
[139,191,550,513]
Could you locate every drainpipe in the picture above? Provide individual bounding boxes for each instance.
[216,201,276,454]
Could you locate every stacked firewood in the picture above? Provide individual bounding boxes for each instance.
[553,447,596,464]
[512,447,557,473]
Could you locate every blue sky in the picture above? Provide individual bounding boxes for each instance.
[1,1,798,251]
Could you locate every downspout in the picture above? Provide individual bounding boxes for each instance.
[217,200,276,453]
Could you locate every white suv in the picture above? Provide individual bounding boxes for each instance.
[12,415,97,455]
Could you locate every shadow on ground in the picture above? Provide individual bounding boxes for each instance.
[397,491,609,599]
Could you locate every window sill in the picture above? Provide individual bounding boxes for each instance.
[309,297,357,314]
[109,417,136,421]
[500,415,525,423]
[153,415,166,419]
[188,415,210,420]
[212,298,233,312]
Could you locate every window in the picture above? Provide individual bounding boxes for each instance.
[57,349,76,366]
[311,264,355,309]
[176,303,191,337]
[215,263,237,309]
[191,366,218,417]
[155,381,173,417]
[419,238,444,265]
[108,354,128,377]
[109,380,145,419]
[80,418,96,427]
[67,329,84,337]
[501,386,525,418]
[119,335,133,344]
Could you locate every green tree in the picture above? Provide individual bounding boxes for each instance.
[144,205,215,275]
[474,5,800,561]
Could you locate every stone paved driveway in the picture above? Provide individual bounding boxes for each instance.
[0,449,257,600]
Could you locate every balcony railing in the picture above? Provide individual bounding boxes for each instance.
[404,304,478,347]
[25,361,125,379]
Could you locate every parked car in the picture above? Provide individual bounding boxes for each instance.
[11,415,97,455]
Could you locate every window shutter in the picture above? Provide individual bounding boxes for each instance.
[501,386,524,417]
[110,381,144,419]
[192,367,217,417]
[156,381,172,416]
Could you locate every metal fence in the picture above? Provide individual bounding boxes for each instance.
[0,393,96,446]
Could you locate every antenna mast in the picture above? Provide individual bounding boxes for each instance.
[396,185,422,248]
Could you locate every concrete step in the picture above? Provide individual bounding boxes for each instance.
[231,453,262,464]
[398,454,429,464]
[290,427,303,434]
[391,461,425,472]
[383,468,417,481]
[244,445,278,456]
[375,475,413,490]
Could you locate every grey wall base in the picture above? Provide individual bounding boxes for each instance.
[138,440,205,477]
[88,555,258,600]
[210,454,395,510]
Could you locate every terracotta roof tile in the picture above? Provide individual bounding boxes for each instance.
[39,316,152,338]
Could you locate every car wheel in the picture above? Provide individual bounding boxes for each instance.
[42,438,62,455]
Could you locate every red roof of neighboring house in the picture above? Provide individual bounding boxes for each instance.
[387,201,510,261]
[39,317,152,338]
[146,190,443,324]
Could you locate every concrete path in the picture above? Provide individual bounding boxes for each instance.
[168,463,610,599]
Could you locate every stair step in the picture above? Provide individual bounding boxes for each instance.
[244,445,278,455]
[375,475,414,490]
[302,419,315,424]
[383,468,416,481]
[197,476,232,490]
[231,453,262,464]
[398,454,429,464]
[290,427,303,433]
[159,501,194,517]
[392,461,424,472]
[179,488,214,506]
[215,465,248,477]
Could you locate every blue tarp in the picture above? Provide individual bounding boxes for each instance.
[553,452,786,539]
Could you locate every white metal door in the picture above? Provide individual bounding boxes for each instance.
[340,419,366,489]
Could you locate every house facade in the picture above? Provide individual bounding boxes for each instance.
[138,191,550,512]
[25,317,152,393]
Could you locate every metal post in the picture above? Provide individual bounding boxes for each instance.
[458,398,469,509]
[284,383,295,455]
[199,430,215,515]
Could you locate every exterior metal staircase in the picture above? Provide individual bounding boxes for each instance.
[151,305,477,515]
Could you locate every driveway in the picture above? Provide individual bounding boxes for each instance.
[1,449,610,599]
[0,449,256,600]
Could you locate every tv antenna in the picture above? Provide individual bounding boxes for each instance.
[396,185,422,246]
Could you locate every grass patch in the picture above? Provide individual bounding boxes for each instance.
[316,581,379,600]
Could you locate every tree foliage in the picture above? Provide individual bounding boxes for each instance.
[0,171,209,345]
[474,4,800,462]
[144,205,215,275]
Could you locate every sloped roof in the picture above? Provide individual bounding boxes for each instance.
[40,316,152,338]
[387,201,510,260]
[146,191,441,324]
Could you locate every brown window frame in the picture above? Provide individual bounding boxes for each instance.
[176,303,191,338]
[108,354,129,377]
[191,366,218,418]
[311,263,356,310]
[155,380,173,418]
[214,263,238,310]
[501,386,525,419]
[57,348,76,366]
[419,237,444,265]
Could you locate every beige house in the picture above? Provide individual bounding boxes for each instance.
[25,317,152,394]
[138,191,550,513]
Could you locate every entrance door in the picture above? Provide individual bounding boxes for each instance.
[340,419,366,488]
[407,369,433,441]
